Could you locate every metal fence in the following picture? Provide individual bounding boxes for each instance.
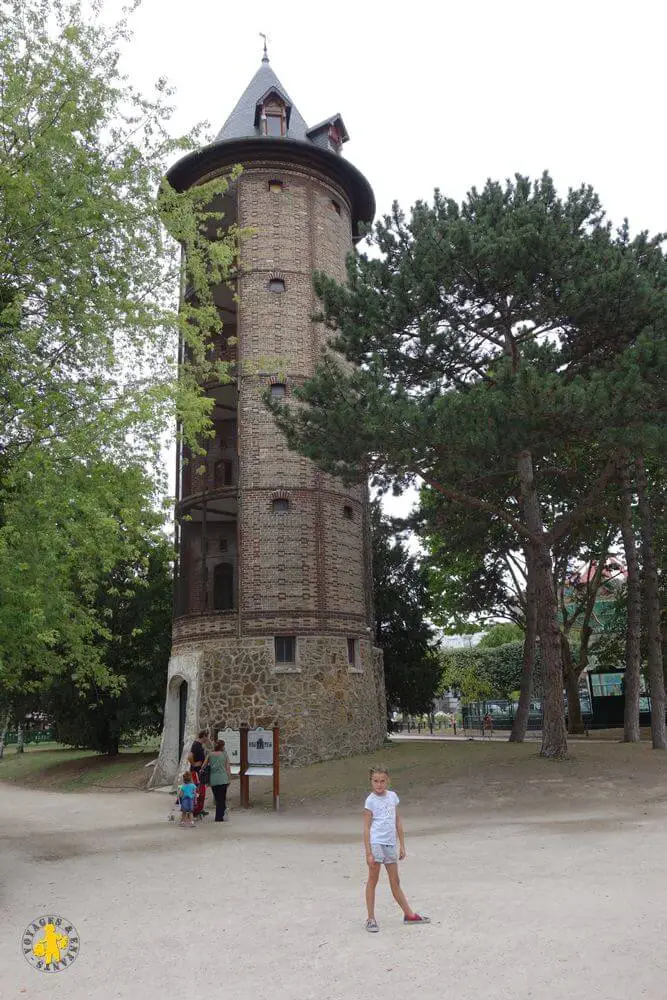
[462,701,595,735]
[390,717,457,734]
[2,729,55,746]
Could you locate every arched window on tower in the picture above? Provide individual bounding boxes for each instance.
[213,562,234,610]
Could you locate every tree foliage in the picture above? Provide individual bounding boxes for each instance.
[440,641,525,703]
[42,534,173,754]
[371,503,439,716]
[0,0,240,706]
[478,623,524,648]
[270,173,667,756]
[0,0,239,468]
[0,458,167,701]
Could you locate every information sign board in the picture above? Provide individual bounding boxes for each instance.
[217,728,240,765]
[247,727,273,766]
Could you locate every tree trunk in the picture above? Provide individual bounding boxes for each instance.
[619,460,641,742]
[16,721,25,754]
[636,457,666,750]
[562,635,585,734]
[517,450,567,758]
[510,547,537,742]
[564,667,584,734]
[535,545,567,756]
[0,709,11,761]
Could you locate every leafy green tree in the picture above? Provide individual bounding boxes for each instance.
[440,642,525,704]
[0,457,167,706]
[0,0,238,470]
[270,174,666,757]
[371,503,439,718]
[42,535,173,755]
[0,0,240,705]
[479,623,524,648]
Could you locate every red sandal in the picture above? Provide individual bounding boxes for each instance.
[404,913,431,924]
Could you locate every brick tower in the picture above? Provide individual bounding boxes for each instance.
[151,49,386,786]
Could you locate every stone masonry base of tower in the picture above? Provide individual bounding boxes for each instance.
[150,635,385,787]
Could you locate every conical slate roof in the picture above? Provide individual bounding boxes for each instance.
[216,58,310,142]
[167,53,375,236]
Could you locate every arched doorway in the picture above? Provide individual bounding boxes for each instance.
[178,680,188,761]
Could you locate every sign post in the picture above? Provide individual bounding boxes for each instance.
[239,725,249,809]
[272,726,280,811]
[218,725,280,810]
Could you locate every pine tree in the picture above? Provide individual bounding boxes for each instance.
[270,174,667,757]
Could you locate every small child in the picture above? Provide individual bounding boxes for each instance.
[177,771,197,827]
[363,765,430,932]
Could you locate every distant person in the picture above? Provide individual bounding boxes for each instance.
[177,771,197,827]
[363,765,430,933]
[483,713,493,738]
[451,715,457,736]
[206,739,232,822]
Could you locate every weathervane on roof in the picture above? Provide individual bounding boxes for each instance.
[260,33,269,63]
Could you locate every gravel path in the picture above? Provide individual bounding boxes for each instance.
[2,782,667,999]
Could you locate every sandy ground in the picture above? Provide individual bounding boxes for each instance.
[3,759,667,1000]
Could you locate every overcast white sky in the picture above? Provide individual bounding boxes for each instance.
[122,0,666,237]
[116,0,666,521]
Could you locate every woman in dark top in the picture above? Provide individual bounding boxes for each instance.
[188,730,210,780]
[205,739,232,822]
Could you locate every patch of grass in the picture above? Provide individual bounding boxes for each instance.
[56,757,155,792]
[247,737,667,816]
[4,733,667,818]
[570,727,652,741]
[0,747,93,781]
[0,746,157,791]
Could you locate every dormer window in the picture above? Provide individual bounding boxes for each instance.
[265,113,284,136]
[306,114,350,156]
[255,89,290,138]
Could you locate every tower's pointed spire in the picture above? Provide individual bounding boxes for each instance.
[216,54,309,142]
[260,33,269,64]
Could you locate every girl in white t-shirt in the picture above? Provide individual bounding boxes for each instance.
[362,765,430,932]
